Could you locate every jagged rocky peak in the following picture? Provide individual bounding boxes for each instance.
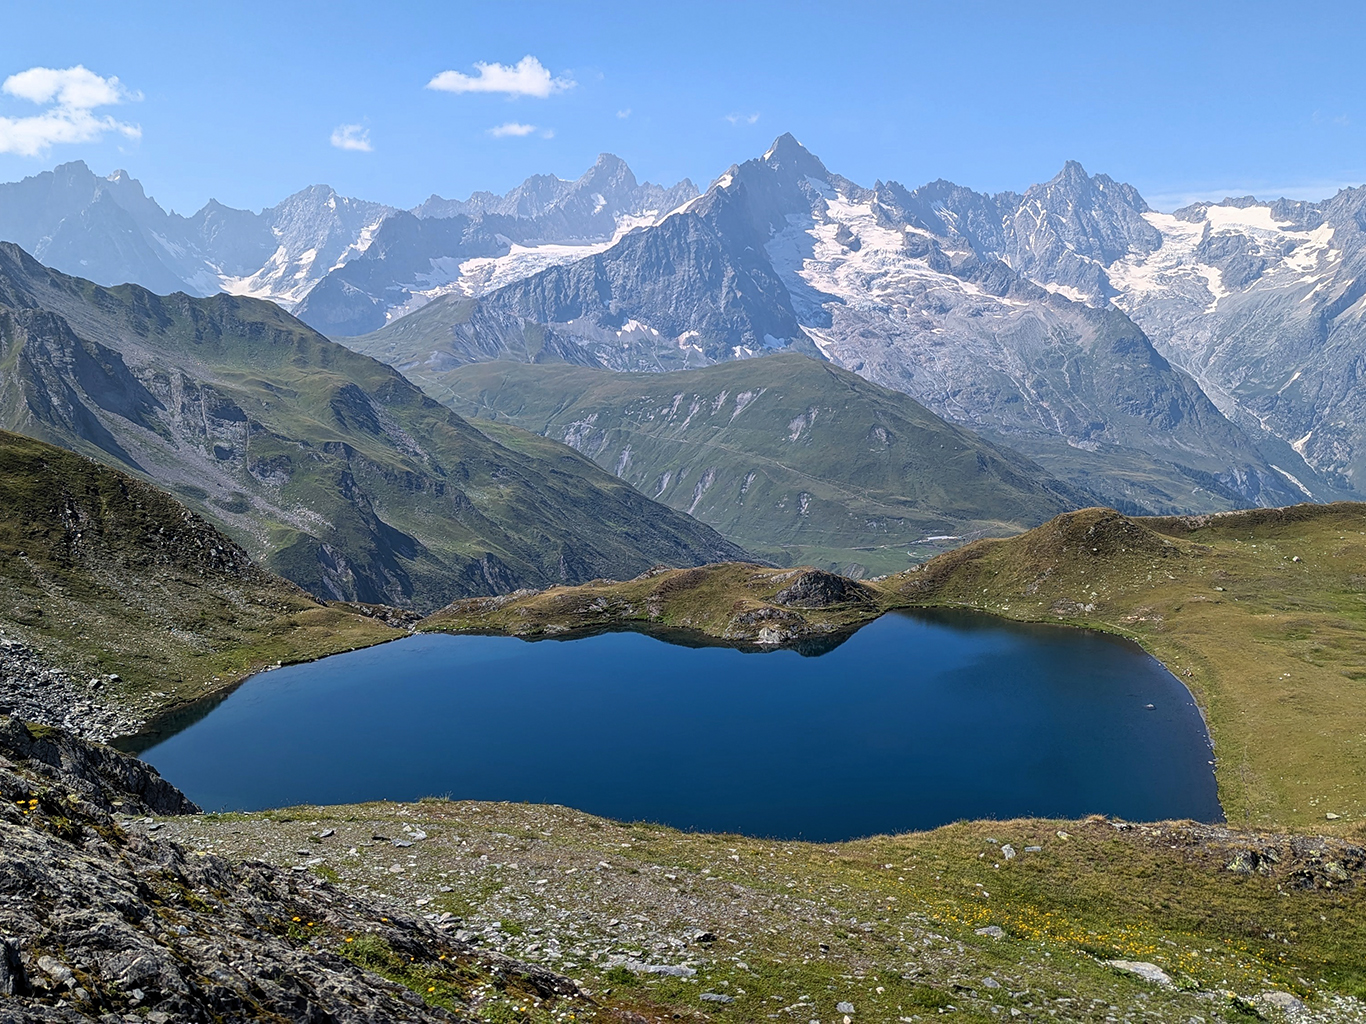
[414,153,697,223]
[1016,160,1161,259]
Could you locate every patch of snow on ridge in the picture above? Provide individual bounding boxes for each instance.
[455,240,617,297]
[1196,265,1229,312]
[329,215,388,272]
[767,192,946,316]
[1110,208,1340,316]
[1270,464,1314,499]
[1284,222,1338,274]
[1201,203,1288,235]
[1106,213,1205,302]
[1044,282,1090,303]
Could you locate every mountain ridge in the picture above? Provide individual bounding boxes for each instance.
[348,135,1307,516]
[8,146,1366,513]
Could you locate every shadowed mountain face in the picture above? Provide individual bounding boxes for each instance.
[419,355,1082,576]
[0,243,746,610]
[344,136,1306,516]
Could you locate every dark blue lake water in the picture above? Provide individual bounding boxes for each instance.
[138,610,1221,840]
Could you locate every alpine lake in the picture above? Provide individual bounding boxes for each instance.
[135,609,1220,842]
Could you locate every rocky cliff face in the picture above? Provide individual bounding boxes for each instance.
[869,163,1366,500]
[0,717,583,1022]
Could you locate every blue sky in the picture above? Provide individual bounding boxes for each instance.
[1,0,1364,214]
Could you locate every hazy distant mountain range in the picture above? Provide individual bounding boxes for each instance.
[0,156,697,329]
[4,139,1364,517]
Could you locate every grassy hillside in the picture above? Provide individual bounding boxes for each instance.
[422,503,1366,834]
[417,355,1080,575]
[0,428,396,721]
[0,242,744,610]
[159,799,1366,1020]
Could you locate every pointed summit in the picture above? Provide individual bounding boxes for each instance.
[761,133,828,179]
[1043,160,1093,193]
[576,153,638,192]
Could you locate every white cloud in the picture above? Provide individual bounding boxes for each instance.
[330,123,373,152]
[0,65,141,157]
[616,108,632,119]
[488,122,538,138]
[725,112,761,126]
[427,56,573,98]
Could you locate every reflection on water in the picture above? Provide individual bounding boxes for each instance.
[139,610,1221,841]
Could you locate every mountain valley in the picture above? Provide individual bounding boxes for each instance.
[0,243,744,610]
[428,355,1080,574]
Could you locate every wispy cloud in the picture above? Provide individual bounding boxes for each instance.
[725,112,761,126]
[330,123,373,152]
[0,65,140,156]
[1311,110,1351,127]
[488,122,538,138]
[427,56,573,98]
[616,108,632,119]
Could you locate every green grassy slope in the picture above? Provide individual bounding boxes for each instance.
[166,801,1366,1018]
[417,355,1080,575]
[0,243,745,610]
[0,428,396,715]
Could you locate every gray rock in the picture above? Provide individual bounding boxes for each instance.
[0,721,581,1022]
[36,955,74,987]
[1258,991,1306,1011]
[773,570,873,609]
[0,634,142,743]
[701,993,735,1003]
[836,1002,855,1014]
[974,925,1005,939]
[1104,960,1173,987]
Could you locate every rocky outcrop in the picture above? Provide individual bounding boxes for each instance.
[773,569,874,608]
[0,716,195,816]
[0,634,140,743]
[0,721,583,1022]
